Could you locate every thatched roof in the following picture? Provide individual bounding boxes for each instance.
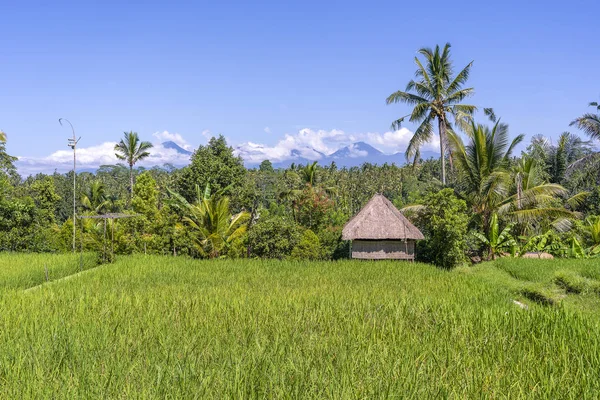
[342,194,424,241]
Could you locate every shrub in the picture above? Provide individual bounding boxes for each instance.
[416,189,469,269]
[291,229,323,260]
[248,216,301,259]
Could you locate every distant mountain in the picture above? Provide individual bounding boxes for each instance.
[162,141,192,156]
[243,142,440,169]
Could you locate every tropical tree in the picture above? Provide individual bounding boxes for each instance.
[527,132,592,183]
[449,120,570,233]
[114,131,153,200]
[300,161,318,186]
[0,130,6,143]
[386,43,476,184]
[570,100,600,141]
[169,185,250,258]
[80,180,110,214]
[448,120,523,228]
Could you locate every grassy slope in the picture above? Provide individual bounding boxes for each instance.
[0,256,598,398]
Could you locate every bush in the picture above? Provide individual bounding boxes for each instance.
[291,229,323,260]
[416,188,469,269]
[248,216,301,259]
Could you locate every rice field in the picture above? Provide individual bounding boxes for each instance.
[0,255,598,398]
[0,252,96,291]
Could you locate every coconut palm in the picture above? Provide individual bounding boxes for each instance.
[499,157,573,234]
[570,101,600,141]
[448,120,522,228]
[169,184,250,258]
[449,120,570,233]
[386,43,476,184]
[527,132,592,183]
[114,131,153,200]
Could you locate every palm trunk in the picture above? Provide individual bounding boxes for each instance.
[438,118,446,185]
[129,164,134,204]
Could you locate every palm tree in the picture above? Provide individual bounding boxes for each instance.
[81,180,110,214]
[528,132,592,182]
[300,161,318,186]
[386,43,476,184]
[114,131,153,201]
[0,130,6,143]
[448,120,569,233]
[169,185,250,258]
[570,100,600,141]
[448,120,522,228]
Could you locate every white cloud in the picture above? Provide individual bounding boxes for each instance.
[235,127,440,164]
[16,134,194,176]
[16,127,441,175]
[152,131,192,151]
[345,143,368,158]
[264,127,271,134]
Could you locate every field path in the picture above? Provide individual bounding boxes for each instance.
[22,264,102,293]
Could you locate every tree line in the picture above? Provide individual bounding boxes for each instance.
[1,43,599,267]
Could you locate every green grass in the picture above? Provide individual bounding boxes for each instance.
[0,255,598,398]
[0,252,97,291]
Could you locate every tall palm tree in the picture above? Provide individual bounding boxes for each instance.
[386,43,476,184]
[570,101,600,141]
[114,131,153,200]
[169,185,249,258]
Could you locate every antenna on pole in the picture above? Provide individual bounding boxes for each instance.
[59,118,80,253]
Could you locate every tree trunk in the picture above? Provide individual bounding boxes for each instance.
[438,118,446,185]
[129,163,134,204]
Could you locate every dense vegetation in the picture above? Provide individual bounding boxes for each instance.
[1,44,599,267]
[0,254,598,397]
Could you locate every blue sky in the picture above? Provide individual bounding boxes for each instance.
[2,0,599,173]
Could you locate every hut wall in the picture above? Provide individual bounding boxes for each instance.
[351,240,415,260]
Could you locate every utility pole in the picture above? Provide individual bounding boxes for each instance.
[59,118,80,253]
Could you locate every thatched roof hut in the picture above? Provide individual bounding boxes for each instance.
[342,194,424,260]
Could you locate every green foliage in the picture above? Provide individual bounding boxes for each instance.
[175,135,246,203]
[80,180,110,214]
[114,131,154,200]
[247,216,301,259]
[417,188,469,268]
[386,43,475,183]
[169,185,250,258]
[472,213,517,260]
[131,172,158,218]
[290,229,323,260]
[295,186,334,232]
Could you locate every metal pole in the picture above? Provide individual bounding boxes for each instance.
[60,118,80,253]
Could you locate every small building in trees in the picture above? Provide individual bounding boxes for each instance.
[342,194,424,260]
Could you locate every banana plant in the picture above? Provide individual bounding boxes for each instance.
[472,213,517,260]
[519,230,567,257]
